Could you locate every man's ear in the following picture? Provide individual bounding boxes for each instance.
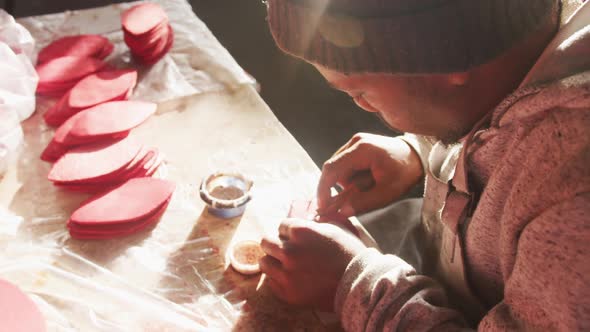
[447,72,469,86]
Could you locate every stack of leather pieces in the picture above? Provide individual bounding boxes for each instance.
[47,137,162,193]
[43,69,138,126]
[41,100,155,162]
[35,35,114,96]
[67,178,175,239]
[122,3,174,65]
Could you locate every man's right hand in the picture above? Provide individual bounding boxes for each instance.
[317,133,423,217]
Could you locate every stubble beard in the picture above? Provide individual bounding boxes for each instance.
[373,112,463,145]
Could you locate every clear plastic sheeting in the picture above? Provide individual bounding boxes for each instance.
[0,186,239,330]
[0,249,228,331]
[0,197,238,330]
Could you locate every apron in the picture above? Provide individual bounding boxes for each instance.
[419,113,494,326]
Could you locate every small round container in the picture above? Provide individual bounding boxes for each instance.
[227,240,265,275]
[199,172,253,219]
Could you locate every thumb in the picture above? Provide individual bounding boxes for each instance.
[338,184,401,217]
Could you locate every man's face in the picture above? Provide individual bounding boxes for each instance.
[314,65,485,142]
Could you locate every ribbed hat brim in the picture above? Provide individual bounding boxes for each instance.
[268,0,558,73]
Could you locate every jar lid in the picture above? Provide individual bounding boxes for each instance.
[228,240,264,275]
[199,172,253,209]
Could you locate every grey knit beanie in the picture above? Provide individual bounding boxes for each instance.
[267,0,559,73]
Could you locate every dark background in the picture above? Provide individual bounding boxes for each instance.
[1,0,391,167]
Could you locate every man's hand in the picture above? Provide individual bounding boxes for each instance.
[259,218,367,311]
[318,133,423,217]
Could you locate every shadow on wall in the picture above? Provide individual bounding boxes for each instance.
[191,1,393,165]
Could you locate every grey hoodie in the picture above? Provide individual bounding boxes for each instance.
[335,3,590,331]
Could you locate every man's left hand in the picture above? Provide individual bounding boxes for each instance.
[259,218,367,311]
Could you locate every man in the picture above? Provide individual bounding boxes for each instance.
[260,0,590,330]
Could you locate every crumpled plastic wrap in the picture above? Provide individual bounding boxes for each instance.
[0,11,37,182]
[0,42,39,121]
[0,106,24,176]
[0,238,233,331]
[0,9,36,62]
[16,0,256,105]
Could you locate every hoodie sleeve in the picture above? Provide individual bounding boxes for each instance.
[334,194,590,332]
[334,248,469,332]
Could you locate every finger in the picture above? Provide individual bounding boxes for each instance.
[338,182,404,217]
[278,220,292,240]
[316,170,375,216]
[348,170,376,191]
[278,218,306,241]
[316,188,355,216]
[331,133,363,158]
[259,255,287,282]
[317,143,372,210]
[317,217,359,237]
[264,274,287,301]
[278,218,321,244]
[260,237,287,262]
